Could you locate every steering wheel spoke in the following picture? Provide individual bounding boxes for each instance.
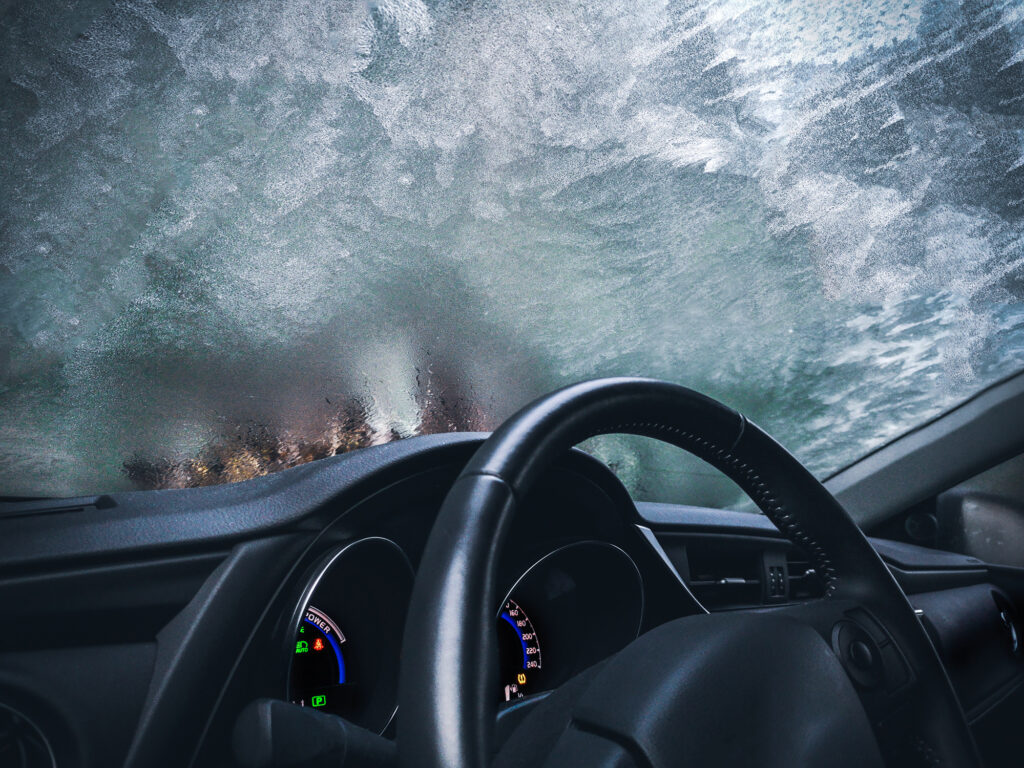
[764,599,912,693]
[766,596,973,767]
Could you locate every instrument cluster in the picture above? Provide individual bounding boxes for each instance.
[286,537,644,731]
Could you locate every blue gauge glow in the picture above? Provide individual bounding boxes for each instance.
[497,598,541,702]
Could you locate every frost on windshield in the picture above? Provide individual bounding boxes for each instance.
[1,0,1023,504]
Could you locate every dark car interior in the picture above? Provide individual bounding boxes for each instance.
[1,373,1023,768]
[3,0,1024,765]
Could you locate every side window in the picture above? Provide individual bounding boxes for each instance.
[935,453,1024,568]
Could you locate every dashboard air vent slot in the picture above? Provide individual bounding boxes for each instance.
[654,534,827,611]
[785,551,826,599]
[683,540,763,610]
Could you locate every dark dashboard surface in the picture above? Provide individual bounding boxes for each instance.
[0,433,1022,767]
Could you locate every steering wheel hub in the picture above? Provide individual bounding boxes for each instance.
[529,613,881,768]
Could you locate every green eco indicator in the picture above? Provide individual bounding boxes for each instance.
[311,695,327,708]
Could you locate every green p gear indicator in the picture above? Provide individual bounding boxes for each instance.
[311,695,326,708]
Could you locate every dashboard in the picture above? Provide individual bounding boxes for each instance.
[0,432,1022,767]
[252,439,691,751]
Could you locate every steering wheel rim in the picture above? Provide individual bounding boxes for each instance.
[398,377,979,767]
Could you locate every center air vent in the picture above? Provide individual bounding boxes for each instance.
[655,534,826,611]
[681,539,764,610]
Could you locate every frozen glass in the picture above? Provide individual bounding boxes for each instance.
[1,0,1022,508]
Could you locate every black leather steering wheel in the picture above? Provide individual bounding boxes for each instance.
[398,378,980,767]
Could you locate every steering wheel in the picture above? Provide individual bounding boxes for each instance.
[397,378,980,768]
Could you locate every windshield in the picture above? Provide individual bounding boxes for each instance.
[1,0,1023,506]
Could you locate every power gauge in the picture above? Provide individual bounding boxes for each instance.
[286,537,413,733]
[290,605,354,714]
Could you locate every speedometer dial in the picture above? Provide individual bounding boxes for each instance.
[496,542,642,705]
[498,598,542,702]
